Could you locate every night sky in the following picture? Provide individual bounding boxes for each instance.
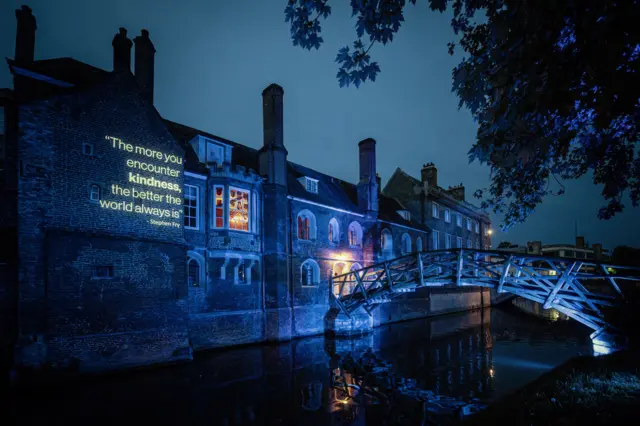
[1,0,637,250]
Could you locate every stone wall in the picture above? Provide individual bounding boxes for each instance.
[15,73,189,370]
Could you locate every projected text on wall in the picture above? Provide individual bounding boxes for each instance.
[99,136,183,228]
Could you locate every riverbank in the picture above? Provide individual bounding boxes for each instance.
[464,349,640,425]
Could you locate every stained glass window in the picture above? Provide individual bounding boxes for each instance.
[214,185,224,228]
[229,187,250,231]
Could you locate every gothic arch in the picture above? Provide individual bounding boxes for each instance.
[297,209,317,240]
[187,250,206,288]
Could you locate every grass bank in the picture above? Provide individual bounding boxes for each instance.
[464,349,640,425]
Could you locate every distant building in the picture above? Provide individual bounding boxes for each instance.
[383,165,492,253]
[499,236,610,262]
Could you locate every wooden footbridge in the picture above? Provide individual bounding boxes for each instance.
[330,249,640,351]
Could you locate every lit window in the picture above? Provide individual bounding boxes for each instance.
[348,222,362,247]
[432,202,439,218]
[297,210,316,240]
[90,184,101,201]
[298,216,310,240]
[444,208,451,223]
[432,231,439,250]
[457,237,463,248]
[474,221,479,233]
[466,218,471,231]
[416,237,423,252]
[188,257,200,287]
[213,185,224,228]
[401,233,412,255]
[328,218,339,244]
[456,214,462,227]
[301,259,320,287]
[184,184,199,229]
[445,234,452,249]
[229,187,250,231]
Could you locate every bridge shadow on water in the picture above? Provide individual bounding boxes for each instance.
[8,306,593,426]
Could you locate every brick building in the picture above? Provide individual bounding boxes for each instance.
[0,6,491,372]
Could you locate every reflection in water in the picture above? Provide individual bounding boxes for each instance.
[11,306,593,426]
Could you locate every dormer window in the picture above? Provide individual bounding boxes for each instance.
[298,176,319,194]
[397,210,410,221]
[190,135,233,166]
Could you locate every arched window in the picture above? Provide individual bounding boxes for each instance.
[416,237,423,252]
[381,228,393,257]
[350,263,362,272]
[348,221,363,247]
[297,210,317,240]
[328,218,340,244]
[90,184,101,201]
[401,233,412,255]
[187,257,200,287]
[301,259,320,287]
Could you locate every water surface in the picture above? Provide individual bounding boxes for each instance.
[10,306,593,425]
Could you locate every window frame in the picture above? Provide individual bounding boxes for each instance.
[401,233,412,255]
[467,239,472,249]
[432,230,439,250]
[456,214,462,227]
[416,237,423,252]
[432,202,440,219]
[445,233,452,249]
[82,143,94,156]
[305,177,319,194]
[213,184,225,229]
[228,186,250,232]
[301,259,320,287]
[187,257,200,287]
[89,184,101,202]
[444,208,451,223]
[183,184,199,230]
[474,221,479,233]
[348,221,363,248]
[466,218,472,231]
[457,237,463,249]
[328,218,340,244]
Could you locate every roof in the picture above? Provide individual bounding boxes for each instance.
[8,56,428,232]
[8,57,110,87]
[384,167,489,220]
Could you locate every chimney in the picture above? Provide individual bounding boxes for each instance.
[134,29,155,103]
[575,236,585,249]
[421,163,437,189]
[357,138,379,216]
[447,184,465,201]
[112,28,132,72]
[592,243,603,261]
[15,5,37,64]
[527,241,542,255]
[258,84,288,186]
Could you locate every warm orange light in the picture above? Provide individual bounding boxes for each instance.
[488,229,493,235]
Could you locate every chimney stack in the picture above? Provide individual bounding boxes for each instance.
[357,138,378,216]
[421,163,437,189]
[592,243,603,261]
[447,184,465,201]
[134,29,155,103]
[112,28,132,72]
[259,84,287,186]
[575,236,585,249]
[15,5,37,64]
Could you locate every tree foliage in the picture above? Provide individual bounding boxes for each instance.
[497,241,513,249]
[285,0,640,230]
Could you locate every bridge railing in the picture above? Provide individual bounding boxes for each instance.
[330,248,640,348]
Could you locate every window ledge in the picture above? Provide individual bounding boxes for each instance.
[90,277,113,281]
[301,285,319,288]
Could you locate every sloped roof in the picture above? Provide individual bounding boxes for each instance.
[8,57,110,87]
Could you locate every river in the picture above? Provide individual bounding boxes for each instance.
[9,305,593,425]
